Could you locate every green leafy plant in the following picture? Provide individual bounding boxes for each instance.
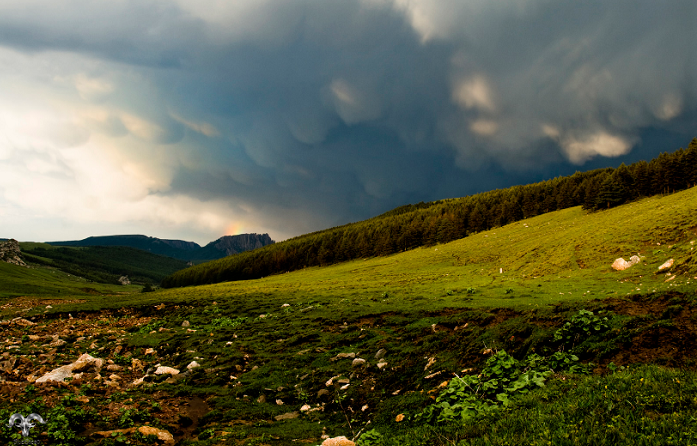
[357,428,383,446]
[211,316,247,329]
[553,309,610,348]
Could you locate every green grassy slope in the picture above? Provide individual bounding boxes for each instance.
[162,142,697,288]
[20,243,189,285]
[0,260,141,299]
[145,188,697,316]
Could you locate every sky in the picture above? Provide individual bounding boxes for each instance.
[0,0,695,245]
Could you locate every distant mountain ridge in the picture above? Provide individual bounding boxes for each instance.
[48,233,274,262]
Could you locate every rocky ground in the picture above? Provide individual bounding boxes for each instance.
[2,292,697,445]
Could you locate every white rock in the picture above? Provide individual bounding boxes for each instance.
[658,259,674,271]
[612,255,641,271]
[187,361,200,370]
[154,366,180,375]
[36,353,103,383]
[321,436,355,446]
[351,358,366,368]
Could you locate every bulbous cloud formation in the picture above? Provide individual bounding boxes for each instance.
[0,0,694,242]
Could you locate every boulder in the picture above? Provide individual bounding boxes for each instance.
[154,366,180,375]
[352,358,366,368]
[36,353,103,383]
[137,426,174,445]
[321,437,355,446]
[331,352,356,361]
[658,259,674,272]
[612,255,641,271]
[274,411,299,421]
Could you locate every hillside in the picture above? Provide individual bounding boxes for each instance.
[0,260,141,298]
[48,233,274,263]
[1,187,696,445]
[20,243,190,286]
[163,140,697,288]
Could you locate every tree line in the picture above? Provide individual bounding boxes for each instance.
[161,138,697,288]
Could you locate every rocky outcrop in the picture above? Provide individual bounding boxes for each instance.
[612,255,641,271]
[0,239,26,267]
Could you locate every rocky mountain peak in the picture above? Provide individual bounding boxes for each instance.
[0,239,27,267]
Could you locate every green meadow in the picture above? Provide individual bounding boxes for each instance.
[1,187,696,446]
[34,186,695,315]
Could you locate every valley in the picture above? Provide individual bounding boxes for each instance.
[1,188,696,445]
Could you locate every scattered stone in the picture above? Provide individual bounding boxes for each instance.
[131,358,144,371]
[276,399,284,405]
[274,411,299,421]
[137,426,174,445]
[36,353,103,383]
[28,335,41,341]
[11,318,36,327]
[144,348,156,355]
[154,366,180,375]
[395,413,405,422]
[257,395,266,403]
[321,436,355,446]
[155,303,166,310]
[181,320,190,327]
[187,361,200,370]
[351,358,366,368]
[317,389,331,399]
[665,275,676,283]
[612,255,641,271]
[375,348,387,360]
[377,361,388,370]
[424,357,436,371]
[331,352,356,361]
[118,276,130,285]
[281,303,291,308]
[300,404,312,412]
[49,338,66,347]
[658,259,674,272]
[424,371,442,379]
[106,364,122,372]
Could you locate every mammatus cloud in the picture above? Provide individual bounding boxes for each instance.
[0,0,694,243]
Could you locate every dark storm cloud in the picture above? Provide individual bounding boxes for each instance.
[0,0,694,241]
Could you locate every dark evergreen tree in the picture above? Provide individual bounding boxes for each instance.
[595,175,628,209]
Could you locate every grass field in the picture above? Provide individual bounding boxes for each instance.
[24,187,694,316]
[1,188,696,446]
[0,260,141,299]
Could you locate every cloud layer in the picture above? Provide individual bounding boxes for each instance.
[0,0,694,243]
